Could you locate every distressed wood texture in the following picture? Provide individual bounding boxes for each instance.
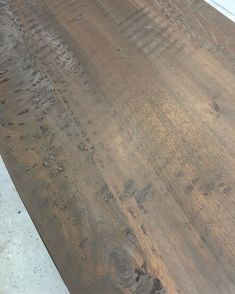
[0,0,235,293]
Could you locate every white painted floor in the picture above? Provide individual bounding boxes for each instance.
[0,156,69,294]
[205,0,235,22]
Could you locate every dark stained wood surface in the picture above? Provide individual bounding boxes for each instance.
[0,0,235,293]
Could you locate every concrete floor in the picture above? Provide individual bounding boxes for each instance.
[0,156,69,294]
[206,0,235,22]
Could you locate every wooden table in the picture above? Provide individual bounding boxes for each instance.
[0,0,235,293]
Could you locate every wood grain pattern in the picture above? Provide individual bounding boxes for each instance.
[0,0,235,293]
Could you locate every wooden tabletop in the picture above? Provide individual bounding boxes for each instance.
[0,0,235,293]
